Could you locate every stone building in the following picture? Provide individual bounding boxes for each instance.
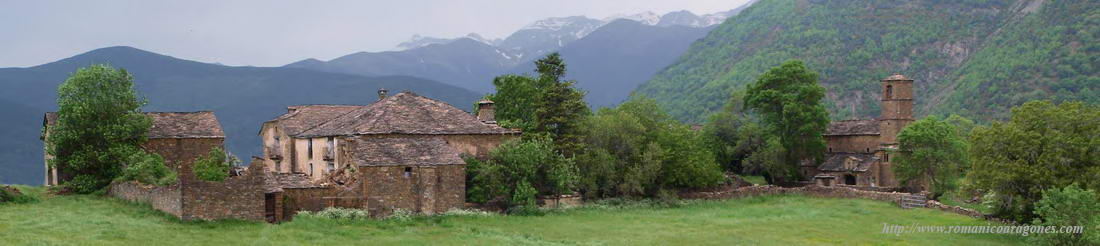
[259,90,519,217]
[806,74,920,190]
[42,111,225,186]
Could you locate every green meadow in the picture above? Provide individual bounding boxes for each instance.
[0,186,1023,245]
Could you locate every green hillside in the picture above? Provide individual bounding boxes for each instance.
[636,0,1098,122]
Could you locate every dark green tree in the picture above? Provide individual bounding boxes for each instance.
[46,64,152,193]
[743,60,830,183]
[893,116,968,199]
[484,75,539,130]
[465,136,578,209]
[532,53,591,156]
[1030,185,1100,245]
[968,100,1100,222]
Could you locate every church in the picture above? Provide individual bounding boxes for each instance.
[801,74,919,190]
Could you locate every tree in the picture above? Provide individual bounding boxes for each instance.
[484,75,539,130]
[531,53,591,156]
[466,136,578,209]
[1030,185,1100,245]
[192,147,239,182]
[743,60,830,183]
[705,90,770,174]
[117,152,176,186]
[485,53,590,155]
[968,100,1100,222]
[577,97,724,198]
[46,64,152,193]
[892,116,968,198]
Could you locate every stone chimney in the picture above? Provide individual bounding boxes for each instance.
[477,99,495,123]
[377,88,388,101]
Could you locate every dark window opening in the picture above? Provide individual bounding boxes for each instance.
[404,167,412,178]
[327,161,335,171]
[844,174,857,185]
[275,160,282,172]
[309,163,314,176]
[828,148,832,152]
[307,139,314,159]
[866,148,870,153]
[886,85,893,100]
[884,153,890,162]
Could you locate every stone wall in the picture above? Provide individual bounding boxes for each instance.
[680,185,910,205]
[144,138,224,172]
[177,160,266,221]
[361,165,465,217]
[108,181,183,217]
[825,135,880,154]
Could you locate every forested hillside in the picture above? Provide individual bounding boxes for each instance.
[636,0,1098,122]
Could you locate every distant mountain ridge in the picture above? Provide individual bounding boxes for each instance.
[0,46,481,184]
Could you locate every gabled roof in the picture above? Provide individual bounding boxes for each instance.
[44,111,224,139]
[264,173,323,193]
[298,92,518,137]
[818,153,877,172]
[825,119,880,136]
[263,105,365,137]
[348,136,464,167]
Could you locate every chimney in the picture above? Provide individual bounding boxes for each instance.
[377,88,388,101]
[477,99,495,123]
[287,106,299,114]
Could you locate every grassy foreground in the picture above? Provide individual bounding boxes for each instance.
[0,186,1023,245]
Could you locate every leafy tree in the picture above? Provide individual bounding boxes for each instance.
[943,114,977,139]
[577,97,723,198]
[485,53,590,155]
[192,147,239,182]
[704,90,770,174]
[1030,185,1100,245]
[46,64,152,193]
[466,136,578,208]
[117,152,176,186]
[968,100,1100,222]
[484,75,539,130]
[743,60,830,183]
[892,116,968,198]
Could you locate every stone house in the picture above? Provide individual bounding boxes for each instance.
[260,90,519,217]
[806,74,923,190]
[42,111,226,186]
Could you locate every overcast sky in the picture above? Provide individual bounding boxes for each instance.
[0,0,751,68]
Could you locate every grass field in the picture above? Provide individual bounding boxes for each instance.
[0,186,1025,245]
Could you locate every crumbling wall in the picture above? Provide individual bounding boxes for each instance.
[177,162,266,221]
[108,181,182,217]
[680,185,910,205]
[361,165,465,217]
[144,138,224,172]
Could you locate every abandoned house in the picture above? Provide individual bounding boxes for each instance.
[42,111,226,186]
[803,74,923,190]
[260,90,519,218]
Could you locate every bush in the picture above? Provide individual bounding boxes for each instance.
[118,152,176,186]
[1029,185,1100,245]
[297,207,370,221]
[466,136,579,208]
[192,147,239,182]
[0,186,37,204]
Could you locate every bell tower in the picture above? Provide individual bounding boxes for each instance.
[878,74,914,144]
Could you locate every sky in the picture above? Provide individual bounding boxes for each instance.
[0,0,751,68]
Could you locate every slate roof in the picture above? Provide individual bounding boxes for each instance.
[348,136,464,167]
[298,92,518,137]
[264,105,365,137]
[818,153,877,172]
[43,111,224,139]
[825,119,880,136]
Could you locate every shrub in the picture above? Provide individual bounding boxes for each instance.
[0,186,37,204]
[1029,185,1100,245]
[192,147,239,182]
[386,208,415,221]
[466,136,578,208]
[118,152,176,186]
[299,207,371,221]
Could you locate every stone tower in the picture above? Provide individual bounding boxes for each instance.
[878,74,914,144]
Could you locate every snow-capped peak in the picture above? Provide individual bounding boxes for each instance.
[519,16,600,32]
[604,11,660,25]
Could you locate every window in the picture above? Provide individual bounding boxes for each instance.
[327,137,335,150]
[275,160,282,173]
[309,163,314,176]
[327,161,335,171]
[866,148,870,153]
[844,174,857,185]
[307,139,314,159]
[404,167,412,178]
[274,136,280,147]
[883,153,890,162]
[885,85,893,100]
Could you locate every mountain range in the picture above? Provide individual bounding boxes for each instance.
[287,8,743,107]
[0,47,481,184]
[636,0,1099,122]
